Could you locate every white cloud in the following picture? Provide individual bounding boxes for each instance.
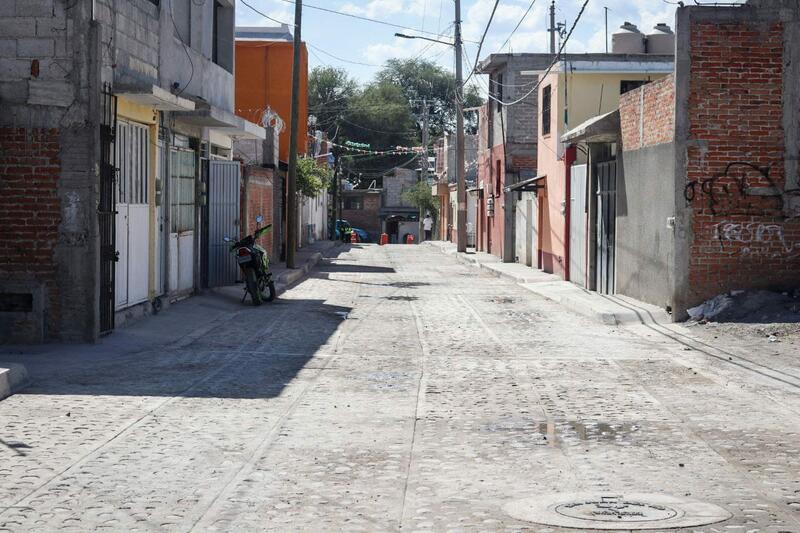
[340,0,405,18]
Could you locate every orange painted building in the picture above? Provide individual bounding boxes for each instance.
[234,32,308,162]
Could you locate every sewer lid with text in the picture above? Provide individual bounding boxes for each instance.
[504,493,732,531]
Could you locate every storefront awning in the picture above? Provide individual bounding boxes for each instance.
[173,104,266,140]
[561,110,620,144]
[115,84,195,111]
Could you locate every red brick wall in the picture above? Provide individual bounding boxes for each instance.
[0,128,62,336]
[342,193,381,237]
[241,166,274,255]
[620,74,675,151]
[685,20,799,301]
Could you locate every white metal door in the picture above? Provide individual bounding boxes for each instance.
[169,147,196,294]
[115,121,150,310]
[569,164,588,288]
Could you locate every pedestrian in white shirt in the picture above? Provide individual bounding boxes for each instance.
[423,213,433,241]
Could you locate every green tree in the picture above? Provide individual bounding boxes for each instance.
[401,180,438,218]
[296,157,331,198]
[376,58,484,137]
[309,66,358,139]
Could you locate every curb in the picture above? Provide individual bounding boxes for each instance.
[0,363,29,401]
[424,241,671,327]
[273,242,343,296]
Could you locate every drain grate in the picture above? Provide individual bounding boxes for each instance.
[504,493,731,530]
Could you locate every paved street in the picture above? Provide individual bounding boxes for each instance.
[1,244,799,532]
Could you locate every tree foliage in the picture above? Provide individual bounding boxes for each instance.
[401,180,438,217]
[307,59,485,181]
[376,59,483,137]
[296,157,331,198]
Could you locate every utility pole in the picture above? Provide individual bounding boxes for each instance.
[420,99,429,182]
[454,0,467,253]
[604,7,609,53]
[549,0,556,55]
[286,0,302,268]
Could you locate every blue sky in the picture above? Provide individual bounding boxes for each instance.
[234,0,745,88]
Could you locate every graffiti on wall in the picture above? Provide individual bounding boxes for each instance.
[713,220,800,259]
[683,162,788,216]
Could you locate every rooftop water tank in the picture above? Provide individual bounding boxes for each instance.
[646,23,675,54]
[612,22,645,54]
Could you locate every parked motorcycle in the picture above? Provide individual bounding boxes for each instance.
[224,216,276,306]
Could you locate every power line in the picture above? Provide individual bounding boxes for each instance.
[487,0,590,107]
[498,0,537,52]
[272,0,480,43]
[462,0,500,86]
[239,0,293,26]
[307,42,384,67]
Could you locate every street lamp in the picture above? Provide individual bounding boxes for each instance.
[394,14,467,252]
[394,33,455,47]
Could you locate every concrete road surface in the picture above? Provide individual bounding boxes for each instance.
[1,244,798,531]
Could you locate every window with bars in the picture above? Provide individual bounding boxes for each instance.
[115,121,149,205]
[541,85,552,136]
[344,196,363,210]
[170,149,196,233]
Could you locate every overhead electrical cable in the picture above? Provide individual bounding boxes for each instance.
[487,0,590,107]
[239,0,293,26]
[498,0,537,52]
[462,0,500,86]
[272,0,480,43]
[307,42,384,67]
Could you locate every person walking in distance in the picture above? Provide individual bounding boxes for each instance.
[423,213,434,242]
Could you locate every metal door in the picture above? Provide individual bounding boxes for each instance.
[114,121,150,310]
[98,83,117,334]
[569,164,588,287]
[596,161,617,294]
[169,147,197,294]
[207,160,241,287]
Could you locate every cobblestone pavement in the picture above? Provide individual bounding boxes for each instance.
[1,244,799,532]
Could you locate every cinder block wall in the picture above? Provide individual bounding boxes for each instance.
[680,8,800,305]
[618,75,677,310]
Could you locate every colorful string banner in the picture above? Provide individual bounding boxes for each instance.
[308,133,431,156]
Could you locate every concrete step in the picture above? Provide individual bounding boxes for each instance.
[0,363,29,401]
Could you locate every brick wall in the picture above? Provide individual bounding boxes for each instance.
[241,166,274,256]
[620,74,675,151]
[0,127,61,339]
[342,193,381,237]
[685,20,799,301]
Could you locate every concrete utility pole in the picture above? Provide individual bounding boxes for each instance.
[549,0,557,55]
[420,99,429,182]
[286,0,302,268]
[454,0,467,253]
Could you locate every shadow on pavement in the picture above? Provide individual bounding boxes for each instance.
[0,291,352,400]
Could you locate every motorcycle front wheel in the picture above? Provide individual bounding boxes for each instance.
[244,268,262,306]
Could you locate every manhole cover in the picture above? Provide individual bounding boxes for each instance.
[504,493,731,530]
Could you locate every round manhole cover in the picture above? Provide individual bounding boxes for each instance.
[504,493,732,530]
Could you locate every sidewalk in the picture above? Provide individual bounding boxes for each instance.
[423,240,671,327]
[211,239,341,302]
[0,241,344,401]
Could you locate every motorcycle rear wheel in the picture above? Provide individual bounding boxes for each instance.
[259,277,276,302]
[245,268,262,306]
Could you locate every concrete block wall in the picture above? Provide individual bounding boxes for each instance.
[678,6,800,306]
[620,74,675,151]
[94,0,160,87]
[383,169,417,208]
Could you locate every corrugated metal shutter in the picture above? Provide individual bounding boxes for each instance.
[208,160,241,287]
